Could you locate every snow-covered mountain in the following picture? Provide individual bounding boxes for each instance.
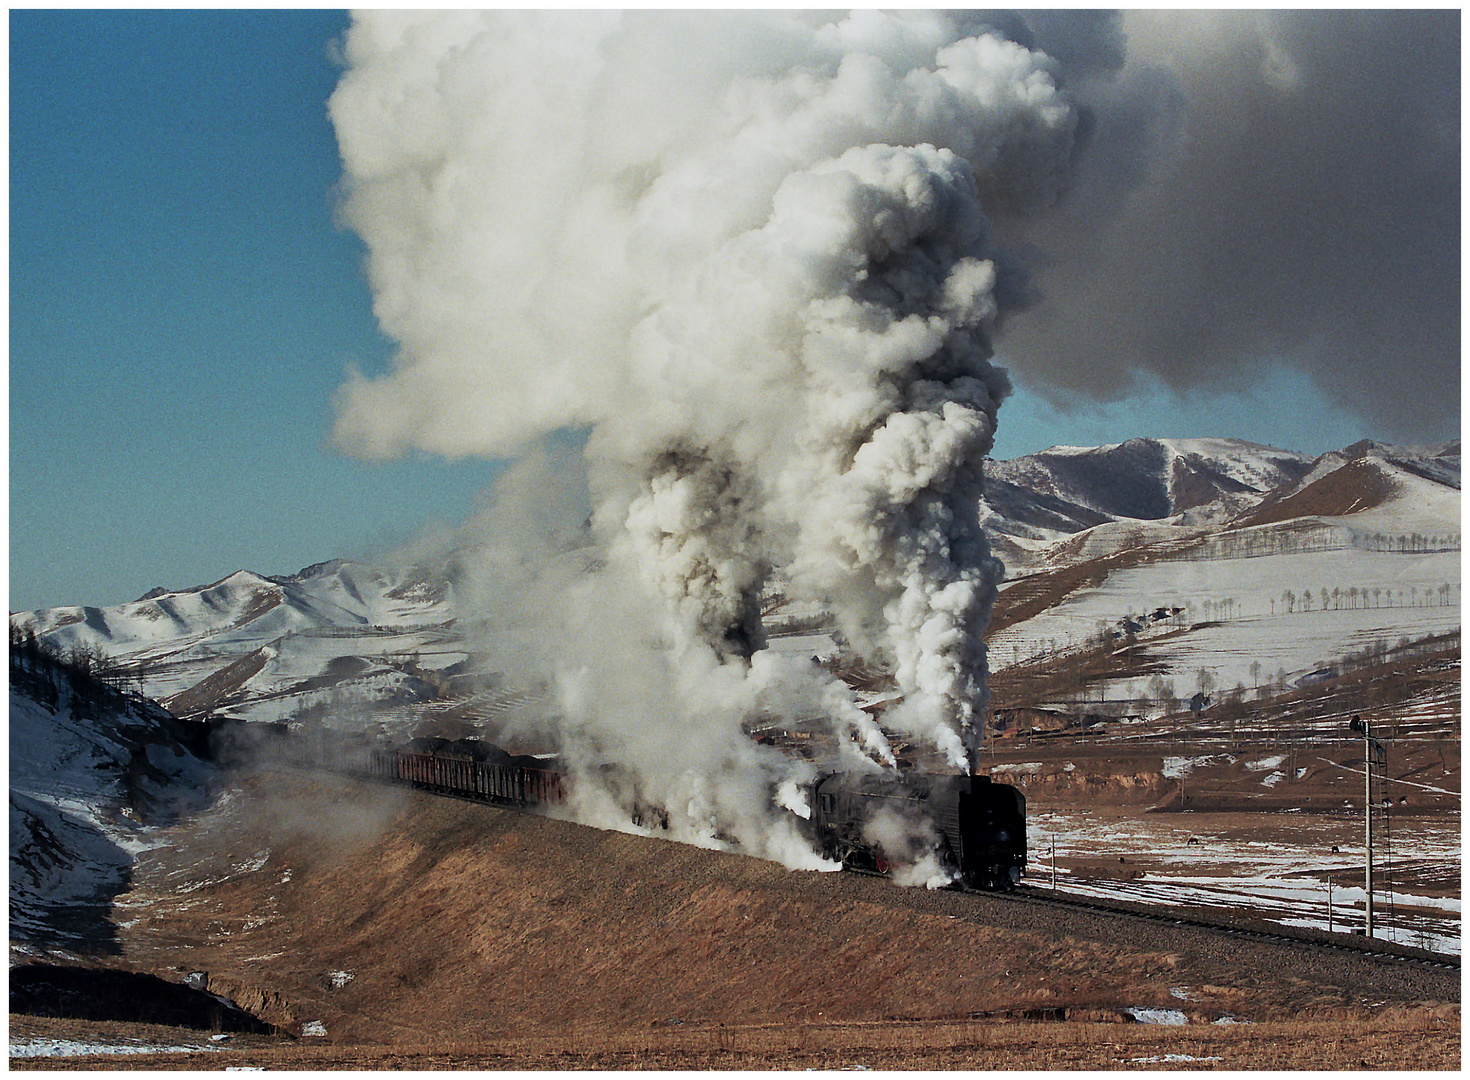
[986,437,1316,531]
[980,437,1459,569]
[10,438,1459,731]
[14,560,463,728]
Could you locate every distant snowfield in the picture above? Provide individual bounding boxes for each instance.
[1030,809,1462,955]
[994,546,1459,694]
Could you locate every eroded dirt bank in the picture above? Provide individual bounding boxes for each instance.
[61,767,1456,1052]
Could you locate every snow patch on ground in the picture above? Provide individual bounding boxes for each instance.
[9,1037,221,1058]
[1161,754,1231,779]
[238,850,270,874]
[1123,1007,1188,1025]
[1030,809,1461,955]
[988,762,1072,776]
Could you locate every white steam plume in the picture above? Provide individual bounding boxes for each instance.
[329,11,1079,860]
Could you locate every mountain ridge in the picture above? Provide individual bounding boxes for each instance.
[11,437,1458,731]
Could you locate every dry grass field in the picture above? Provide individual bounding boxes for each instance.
[8,1010,1460,1070]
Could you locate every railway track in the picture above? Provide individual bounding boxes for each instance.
[989,882,1460,972]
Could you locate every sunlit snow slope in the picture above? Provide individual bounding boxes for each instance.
[986,440,1460,702]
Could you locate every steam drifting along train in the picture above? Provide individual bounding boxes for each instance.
[275,728,1025,890]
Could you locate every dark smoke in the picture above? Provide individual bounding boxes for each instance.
[995,9,1460,443]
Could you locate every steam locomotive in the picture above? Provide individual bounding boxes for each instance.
[263,727,1025,891]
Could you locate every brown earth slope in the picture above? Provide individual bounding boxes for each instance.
[63,767,1454,1054]
[1232,457,1400,527]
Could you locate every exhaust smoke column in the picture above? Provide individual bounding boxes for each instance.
[767,144,1013,769]
[329,11,1079,844]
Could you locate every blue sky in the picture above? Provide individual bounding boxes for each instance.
[11,10,498,612]
[8,10,1422,613]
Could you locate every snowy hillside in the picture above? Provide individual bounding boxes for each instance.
[10,644,213,951]
[987,441,1460,709]
[981,438,1318,561]
[981,437,1458,571]
[990,437,1315,523]
[14,560,465,728]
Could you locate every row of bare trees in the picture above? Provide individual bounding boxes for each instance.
[1279,583,1458,613]
[1134,630,1454,713]
[1163,528,1459,564]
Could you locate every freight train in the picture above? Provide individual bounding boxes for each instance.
[368,738,568,807]
[245,723,1025,890]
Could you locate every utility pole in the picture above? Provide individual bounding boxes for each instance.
[1365,721,1373,937]
[1350,714,1385,938]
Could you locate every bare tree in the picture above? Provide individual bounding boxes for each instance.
[1149,674,1178,714]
